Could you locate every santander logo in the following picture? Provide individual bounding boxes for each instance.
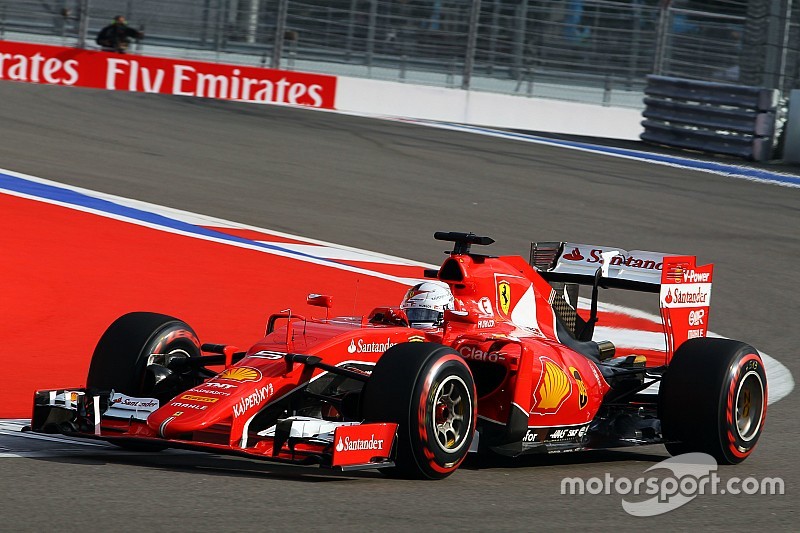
[110,397,158,409]
[336,435,385,452]
[348,338,396,354]
[562,246,663,271]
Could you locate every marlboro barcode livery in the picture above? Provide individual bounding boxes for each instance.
[31,232,767,479]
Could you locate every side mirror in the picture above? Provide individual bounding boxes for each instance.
[444,309,477,324]
[307,294,333,309]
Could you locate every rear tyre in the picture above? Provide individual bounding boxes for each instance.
[659,337,767,464]
[87,312,202,451]
[362,342,477,479]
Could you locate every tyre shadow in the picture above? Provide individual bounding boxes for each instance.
[14,429,670,482]
[27,448,382,483]
[462,445,669,471]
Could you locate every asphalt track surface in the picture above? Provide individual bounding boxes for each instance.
[1,81,797,531]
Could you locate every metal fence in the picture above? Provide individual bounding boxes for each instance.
[1,0,799,108]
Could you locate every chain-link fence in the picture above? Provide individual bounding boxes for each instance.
[2,0,799,108]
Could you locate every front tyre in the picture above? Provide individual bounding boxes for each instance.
[87,312,202,402]
[86,312,202,451]
[659,338,767,464]
[362,343,477,479]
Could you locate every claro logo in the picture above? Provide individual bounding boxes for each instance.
[459,345,503,363]
[0,52,79,85]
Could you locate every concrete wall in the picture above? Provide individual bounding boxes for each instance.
[335,76,644,140]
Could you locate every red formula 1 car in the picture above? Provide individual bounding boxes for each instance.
[31,232,767,479]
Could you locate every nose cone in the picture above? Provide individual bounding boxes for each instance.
[146,390,230,438]
[146,365,274,439]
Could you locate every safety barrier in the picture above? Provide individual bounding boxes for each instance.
[0,39,645,140]
[5,0,783,106]
[640,75,779,161]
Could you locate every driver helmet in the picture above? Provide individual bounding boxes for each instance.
[400,280,454,328]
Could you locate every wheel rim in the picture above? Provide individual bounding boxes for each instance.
[431,375,471,453]
[735,370,764,442]
[145,346,198,400]
[147,347,191,366]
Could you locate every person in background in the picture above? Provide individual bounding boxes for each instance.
[96,16,143,53]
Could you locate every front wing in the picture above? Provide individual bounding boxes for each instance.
[31,388,397,471]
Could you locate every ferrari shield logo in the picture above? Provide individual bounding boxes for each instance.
[497,281,511,315]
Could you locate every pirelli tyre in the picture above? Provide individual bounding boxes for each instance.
[362,342,477,480]
[87,312,202,450]
[659,337,767,465]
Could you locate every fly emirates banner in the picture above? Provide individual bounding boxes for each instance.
[0,41,337,109]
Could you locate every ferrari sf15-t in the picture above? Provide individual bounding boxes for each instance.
[31,232,767,479]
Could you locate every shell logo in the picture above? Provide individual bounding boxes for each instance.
[665,265,684,283]
[218,366,262,382]
[532,358,571,413]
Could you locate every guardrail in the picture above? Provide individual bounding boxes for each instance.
[640,75,779,161]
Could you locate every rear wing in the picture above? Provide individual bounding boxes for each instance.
[530,242,713,362]
[530,241,667,292]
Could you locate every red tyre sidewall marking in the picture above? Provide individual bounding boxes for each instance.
[153,328,201,354]
[725,353,767,459]
[416,353,476,475]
